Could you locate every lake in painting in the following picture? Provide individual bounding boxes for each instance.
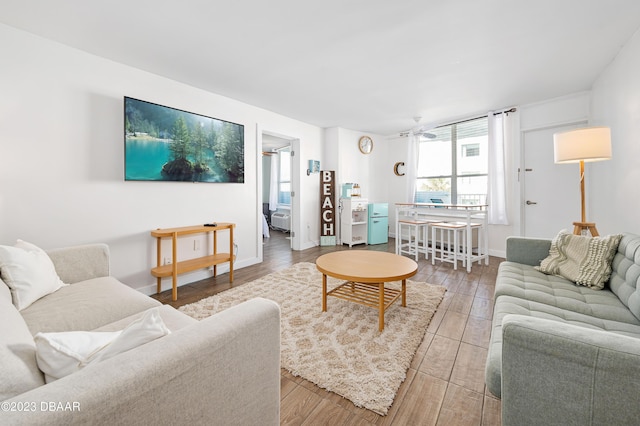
[125,136,229,182]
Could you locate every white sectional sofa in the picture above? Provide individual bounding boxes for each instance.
[1,243,280,425]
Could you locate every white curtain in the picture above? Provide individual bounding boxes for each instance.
[268,154,279,211]
[487,111,510,225]
[405,133,418,203]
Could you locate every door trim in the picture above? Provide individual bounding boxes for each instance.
[257,126,299,261]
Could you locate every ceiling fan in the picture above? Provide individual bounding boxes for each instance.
[400,116,436,139]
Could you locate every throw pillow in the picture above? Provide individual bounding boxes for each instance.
[536,230,622,289]
[34,307,170,382]
[0,240,67,310]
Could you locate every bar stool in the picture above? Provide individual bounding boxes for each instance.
[430,222,466,269]
[466,221,487,269]
[397,218,431,261]
[431,222,484,270]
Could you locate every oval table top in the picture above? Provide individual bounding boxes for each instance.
[316,251,417,283]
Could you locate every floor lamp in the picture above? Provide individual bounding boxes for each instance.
[553,126,612,237]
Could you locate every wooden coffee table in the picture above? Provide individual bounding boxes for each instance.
[315,251,418,331]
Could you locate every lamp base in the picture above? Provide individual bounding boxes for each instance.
[573,222,599,237]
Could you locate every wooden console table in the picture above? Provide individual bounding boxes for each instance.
[151,223,235,301]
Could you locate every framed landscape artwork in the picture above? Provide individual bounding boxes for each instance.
[124,97,245,183]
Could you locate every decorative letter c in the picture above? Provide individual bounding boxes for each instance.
[394,162,405,176]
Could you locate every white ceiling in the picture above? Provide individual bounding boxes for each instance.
[2,1,640,135]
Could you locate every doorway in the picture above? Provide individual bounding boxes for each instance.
[261,133,293,252]
[521,121,587,238]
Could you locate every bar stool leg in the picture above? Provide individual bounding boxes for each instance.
[413,225,420,262]
[467,225,472,273]
[463,228,467,267]
[452,228,457,270]
[459,228,465,269]
[423,224,429,260]
[431,226,437,265]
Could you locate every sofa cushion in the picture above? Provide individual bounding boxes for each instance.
[497,261,640,324]
[21,276,161,335]
[536,231,622,289]
[35,308,169,383]
[494,295,640,338]
[0,281,46,401]
[46,243,110,284]
[93,305,197,333]
[608,233,640,321]
[0,240,67,310]
[486,294,640,398]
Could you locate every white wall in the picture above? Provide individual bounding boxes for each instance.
[323,127,388,244]
[590,28,640,236]
[0,24,323,294]
[324,127,386,199]
[519,92,591,132]
[384,135,410,236]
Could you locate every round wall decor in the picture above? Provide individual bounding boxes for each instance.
[358,136,373,154]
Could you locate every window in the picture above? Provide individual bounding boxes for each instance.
[416,117,488,205]
[462,143,480,157]
[278,149,291,205]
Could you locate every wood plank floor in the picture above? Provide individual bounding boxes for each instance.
[151,231,502,425]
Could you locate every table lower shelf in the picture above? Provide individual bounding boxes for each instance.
[151,253,232,278]
[327,281,402,311]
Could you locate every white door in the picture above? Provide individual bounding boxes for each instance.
[522,122,586,238]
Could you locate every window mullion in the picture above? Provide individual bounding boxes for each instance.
[451,124,458,203]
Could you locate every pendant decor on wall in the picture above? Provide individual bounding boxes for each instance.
[320,170,336,246]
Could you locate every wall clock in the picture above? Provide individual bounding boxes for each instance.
[358,136,373,154]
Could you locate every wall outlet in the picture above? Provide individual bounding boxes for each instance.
[164,257,172,265]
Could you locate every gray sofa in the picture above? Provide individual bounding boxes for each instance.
[486,232,640,425]
[1,243,280,426]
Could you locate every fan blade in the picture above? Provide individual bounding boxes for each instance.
[418,131,436,139]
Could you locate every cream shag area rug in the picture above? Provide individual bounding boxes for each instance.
[179,262,446,415]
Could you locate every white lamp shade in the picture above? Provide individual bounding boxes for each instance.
[553,126,612,163]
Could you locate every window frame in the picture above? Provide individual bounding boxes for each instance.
[462,143,480,157]
[415,116,488,205]
[277,148,291,206]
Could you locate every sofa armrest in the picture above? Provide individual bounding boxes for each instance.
[1,297,281,426]
[46,244,110,283]
[501,315,640,426]
[505,237,551,266]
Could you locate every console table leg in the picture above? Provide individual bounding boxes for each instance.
[171,276,177,301]
[172,233,178,301]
